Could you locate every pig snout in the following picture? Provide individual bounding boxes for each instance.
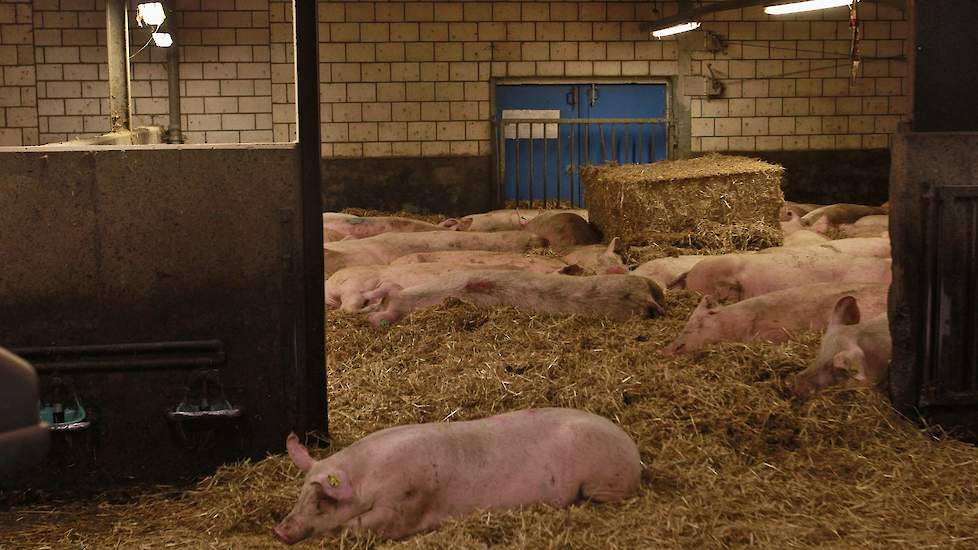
[605,265,628,275]
[273,519,310,545]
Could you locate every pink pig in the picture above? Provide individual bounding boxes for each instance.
[322,213,448,240]
[324,231,546,276]
[791,296,891,400]
[440,209,589,232]
[391,250,569,273]
[632,255,707,289]
[274,408,641,544]
[683,251,891,302]
[326,263,526,313]
[364,271,665,326]
[561,238,628,275]
[662,282,888,355]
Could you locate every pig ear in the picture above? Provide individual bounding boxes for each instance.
[311,471,354,502]
[605,237,620,255]
[286,432,315,473]
[830,296,860,327]
[458,217,473,231]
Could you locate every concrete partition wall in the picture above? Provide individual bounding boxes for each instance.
[0,144,319,486]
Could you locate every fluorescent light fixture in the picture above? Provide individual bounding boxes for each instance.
[136,2,166,27]
[151,32,173,48]
[652,21,702,38]
[764,0,855,15]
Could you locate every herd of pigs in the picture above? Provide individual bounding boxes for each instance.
[280,201,892,544]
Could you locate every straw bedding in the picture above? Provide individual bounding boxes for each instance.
[4,293,978,549]
[4,207,978,549]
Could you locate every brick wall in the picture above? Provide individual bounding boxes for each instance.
[0,0,907,152]
[0,0,296,145]
[0,0,37,146]
[315,0,908,157]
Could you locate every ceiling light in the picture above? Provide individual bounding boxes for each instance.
[136,2,167,27]
[652,22,702,38]
[151,32,173,48]
[764,0,855,15]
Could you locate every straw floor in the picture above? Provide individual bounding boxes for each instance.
[3,292,978,549]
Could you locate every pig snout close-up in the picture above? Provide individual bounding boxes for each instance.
[274,409,641,544]
[791,296,892,400]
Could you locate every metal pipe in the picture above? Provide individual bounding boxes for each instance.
[106,0,131,132]
[165,2,183,143]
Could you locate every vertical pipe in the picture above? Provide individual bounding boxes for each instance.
[294,0,327,438]
[106,0,131,132]
[165,2,182,143]
[543,123,550,208]
[514,134,521,207]
[528,132,535,208]
[556,124,563,205]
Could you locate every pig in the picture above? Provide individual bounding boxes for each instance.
[322,213,448,240]
[759,237,891,259]
[853,214,889,227]
[440,209,589,232]
[326,263,524,313]
[364,271,666,326]
[840,225,889,239]
[324,230,546,276]
[779,202,821,222]
[274,408,641,544]
[783,229,830,247]
[662,282,888,355]
[791,296,891,400]
[779,209,806,236]
[391,250,569,273]
[683,252,891,302]
[632,255,707,289]
[561,238,628,275]
[523,212,601,248]
[324,228,348,243]
[801,204,888,234]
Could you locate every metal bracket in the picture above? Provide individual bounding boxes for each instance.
[39,377,92,432]
[167,369,243,421]
[704,31,725,54]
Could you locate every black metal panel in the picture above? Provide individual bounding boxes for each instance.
[913,2,978,132]
[920,185,978,406]
[0,146,307,492]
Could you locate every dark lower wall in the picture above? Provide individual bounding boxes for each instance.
[725,149,890,206]
[0,144,312,490]
[321,155,494,217]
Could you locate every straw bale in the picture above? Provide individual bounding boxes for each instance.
[5,292,978,549]
[584,155,784,248]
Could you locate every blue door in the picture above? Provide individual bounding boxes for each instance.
[495,83,668,207]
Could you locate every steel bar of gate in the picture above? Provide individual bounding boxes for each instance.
[528,131,535,209]
[542,124,549,208]
[635,125,640,166]
[611,124,617,163]
[495,117,668,207]
[514,130,521,205]
[556,126,563,208]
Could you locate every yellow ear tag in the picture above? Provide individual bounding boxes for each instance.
[327,474,340,487]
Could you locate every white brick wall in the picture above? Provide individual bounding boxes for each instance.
[315,0,908,157]
[0,0,907,153]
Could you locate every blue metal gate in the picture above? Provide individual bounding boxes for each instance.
[494,83,670,207]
